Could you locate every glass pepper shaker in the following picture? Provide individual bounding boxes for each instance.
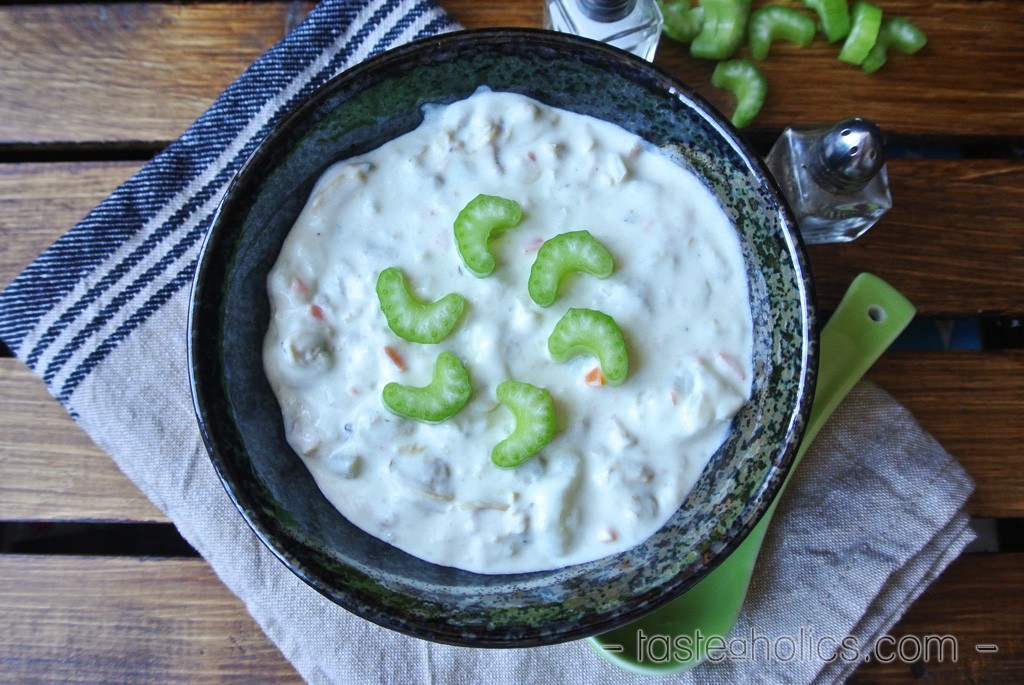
[543,0,664,62]
[766,117,893,244]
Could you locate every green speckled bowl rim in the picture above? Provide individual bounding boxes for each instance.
[189,28,817,648]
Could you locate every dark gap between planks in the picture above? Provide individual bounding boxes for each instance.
[0,521,199,558]
[0,518,1020,558]
[0,0,292,6]
[0,142,160,164]
[742,132,1024,160]
[847,315,1024,351]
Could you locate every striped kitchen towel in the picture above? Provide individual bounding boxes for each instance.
[0,1,975,683]
[0,0,455,404]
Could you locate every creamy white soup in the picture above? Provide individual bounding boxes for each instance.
[263,91,753,574]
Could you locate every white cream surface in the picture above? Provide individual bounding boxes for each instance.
[263,91,753,574]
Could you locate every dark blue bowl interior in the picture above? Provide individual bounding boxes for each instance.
[189,28,816,647]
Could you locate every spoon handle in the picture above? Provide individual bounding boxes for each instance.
[743,272,916,558]
[591,272,915,675]
[798,272,917,459]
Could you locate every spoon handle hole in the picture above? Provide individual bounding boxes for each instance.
[867,305,887,323]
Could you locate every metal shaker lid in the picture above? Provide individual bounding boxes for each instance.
[810,117,887,192]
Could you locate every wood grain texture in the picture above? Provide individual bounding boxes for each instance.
[0,358,166,522]
[671,0,1024,137]
[0,552,1016,683]
[0,555,300,683]
[0,162,141,290]
[442,0,539,28]
[807,160,1024,315]
[851,552,1024,683]
[0,0,1018,682]
[0,3,297,144]
[868,350,1024,518]
[0,1,1022,144]
[421,0,1024,136]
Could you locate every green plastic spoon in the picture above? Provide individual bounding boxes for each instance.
[589,272,916,674]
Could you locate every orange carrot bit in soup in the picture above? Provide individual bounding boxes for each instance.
[291,277,310,297]
[309,304,326,321]
[585,367,606,386]
[384,345,407,371]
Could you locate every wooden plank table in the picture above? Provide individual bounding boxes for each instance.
[1,0,1022,681]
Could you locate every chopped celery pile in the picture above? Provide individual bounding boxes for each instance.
[656,0,926,127]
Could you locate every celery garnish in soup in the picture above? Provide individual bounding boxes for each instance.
[491,381,557,468]
[528,230,614,307]
[381,352,472,423]
[453,194,524,277]
[375,267,466,344]
[748,6,816,60]
[548,308,630,387]
[264,91,756,574]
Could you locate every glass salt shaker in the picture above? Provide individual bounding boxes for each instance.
[544,0,664,62]
[766,117,893,244]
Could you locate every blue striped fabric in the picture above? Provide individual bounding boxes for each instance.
[0,0,458,404]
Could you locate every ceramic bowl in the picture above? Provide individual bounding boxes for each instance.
[189,28,816,647]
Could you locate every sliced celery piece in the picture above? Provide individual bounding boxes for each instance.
[376,267,465,344]
[453,194,523,277]
[710,58,768,130]
[382,352,472,423]
[861,17,927,73]
[491,380,557,468]
[838,1,883,65]
[690,0,749,60]
[748,6,816,60]
[547,308,629,386]
[803,0,851,43]
[528,230,614,307]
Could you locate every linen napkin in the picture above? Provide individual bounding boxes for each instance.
[0,0,975,683]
